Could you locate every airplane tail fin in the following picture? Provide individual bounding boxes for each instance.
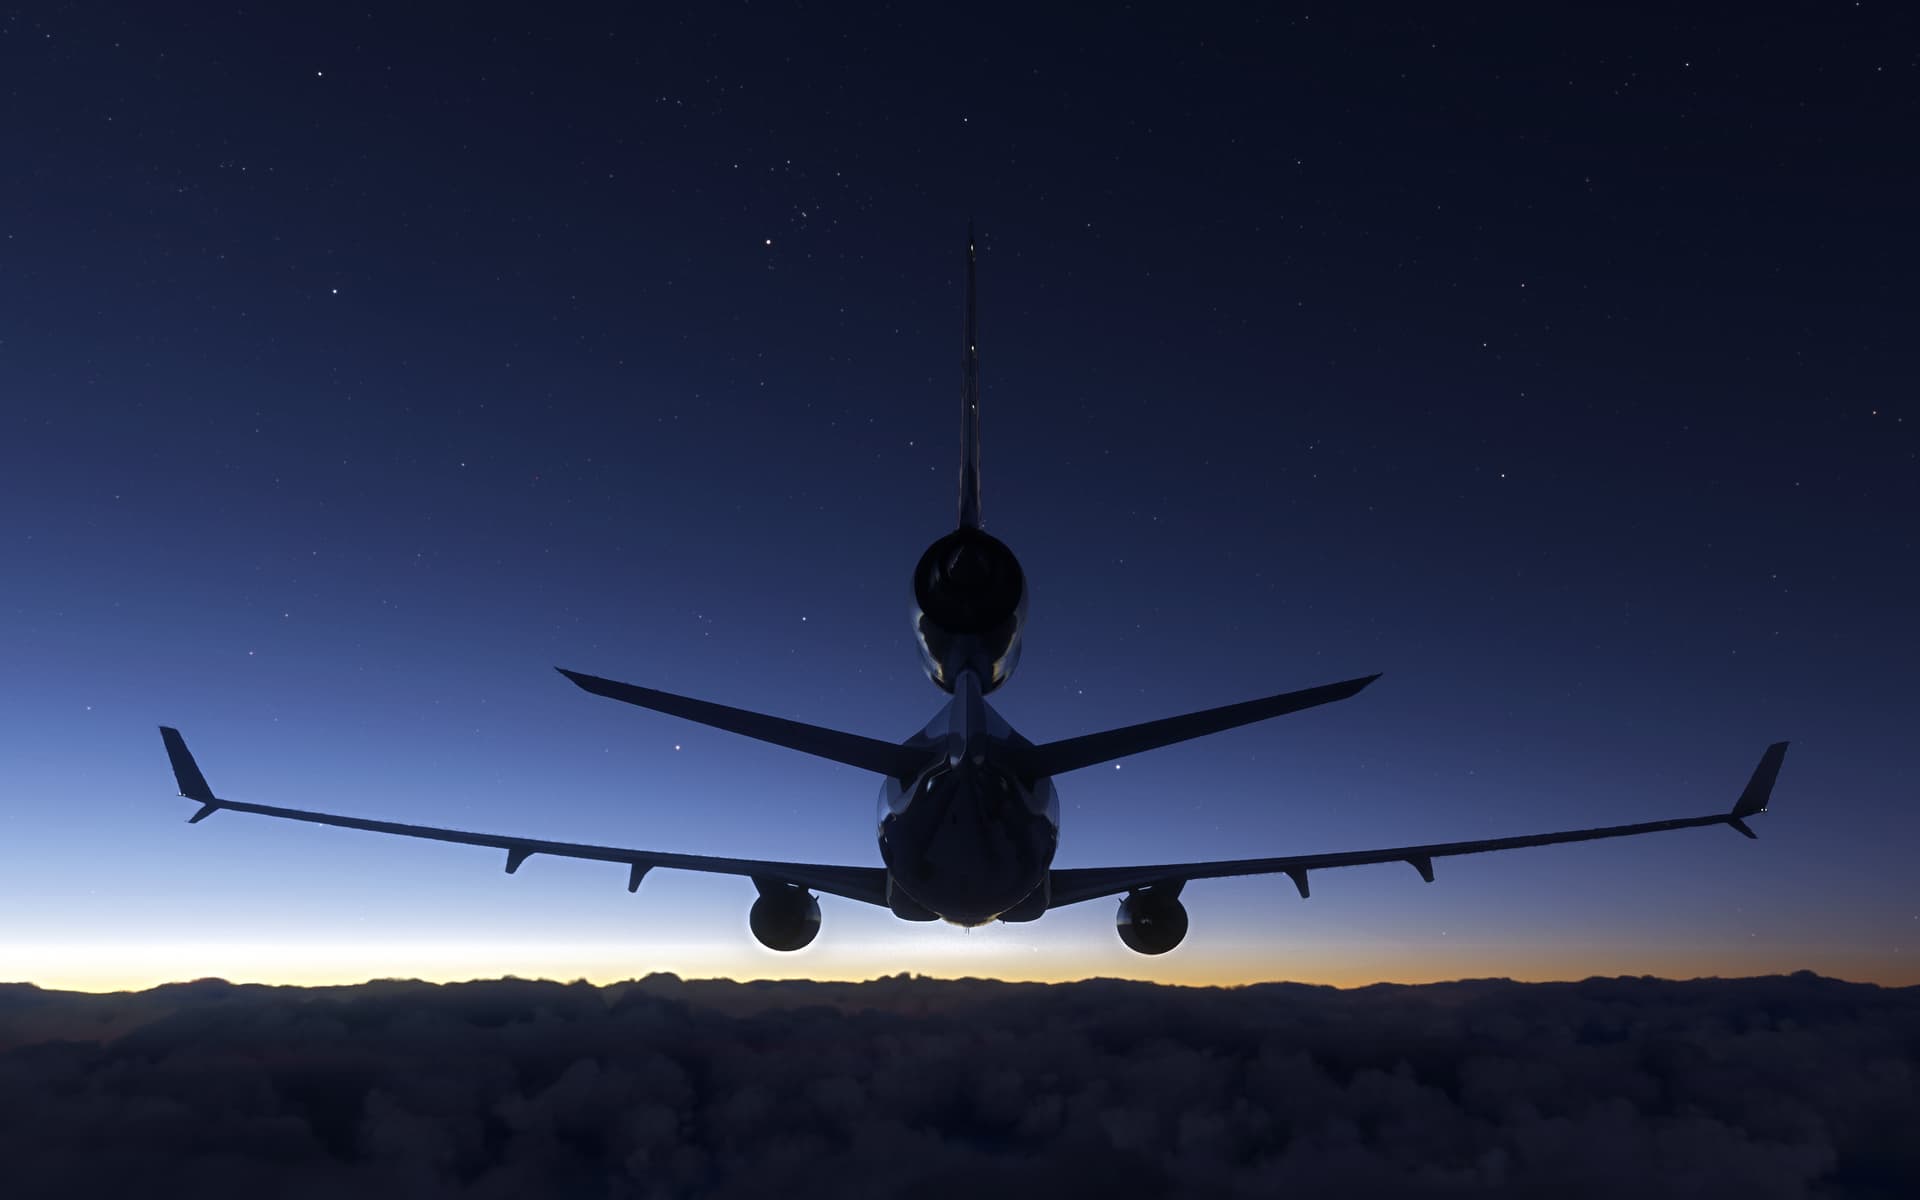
[1022,673,1381,777]
[1725,741,1789,837]
[958,222,982,530]
[159,726,223,822]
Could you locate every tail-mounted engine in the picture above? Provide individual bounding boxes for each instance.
[912,527,1027,693]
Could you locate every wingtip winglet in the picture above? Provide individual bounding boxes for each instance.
[1323,673,1381,702]
[159,726,217,804]
[556,666,612,696]
[1731,741,1789,819]
[556,666,614,698]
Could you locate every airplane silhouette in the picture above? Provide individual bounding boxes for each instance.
[160,228,1788,954]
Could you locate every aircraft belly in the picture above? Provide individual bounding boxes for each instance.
[879,772,1055,925]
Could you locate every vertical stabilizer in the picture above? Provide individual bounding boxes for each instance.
[959,223,982,529]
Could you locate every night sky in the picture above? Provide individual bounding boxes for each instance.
[3,4,1915,991]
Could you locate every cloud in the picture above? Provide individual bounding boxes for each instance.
[0,971,1912,1197]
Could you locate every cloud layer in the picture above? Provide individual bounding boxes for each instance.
[0,971,1913,1197]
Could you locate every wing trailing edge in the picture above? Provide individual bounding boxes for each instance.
[1047,741,1789,908]
[156,727,891,907]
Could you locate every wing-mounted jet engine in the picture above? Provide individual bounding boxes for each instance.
[1115,883,1190,955]
[749,879,822,951]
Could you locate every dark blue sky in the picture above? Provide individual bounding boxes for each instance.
[3,3,1915,989]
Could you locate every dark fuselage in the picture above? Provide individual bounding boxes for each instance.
[876,672,1060,925]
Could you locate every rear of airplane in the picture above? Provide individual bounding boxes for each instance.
[158,223,1773,952]
[556,227,1372,774]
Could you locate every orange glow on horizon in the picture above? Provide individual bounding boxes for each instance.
[5,940,1911,995]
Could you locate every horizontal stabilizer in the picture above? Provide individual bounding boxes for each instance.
[1024,673,1380,777]
[557,668,927,779]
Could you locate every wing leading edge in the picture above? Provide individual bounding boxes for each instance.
[1023,673,1382,777]
[1047,742,1789,908]
[157,727,890,907]
[556,668,927,780]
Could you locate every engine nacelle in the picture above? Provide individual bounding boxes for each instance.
[749,886,821,951]
[912,527,1027,693]
[1116,889,1189,955]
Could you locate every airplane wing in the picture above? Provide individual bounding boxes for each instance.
[1022,673,1381,777]
[158,727,891,907]
[1047,742,1787,907]
[557,668,928,780]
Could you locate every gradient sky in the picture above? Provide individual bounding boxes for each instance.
[3,4,1915,991]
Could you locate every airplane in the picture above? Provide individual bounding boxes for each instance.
[159,227,1788,955]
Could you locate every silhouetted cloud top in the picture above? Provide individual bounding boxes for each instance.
[0,972,1912,1197]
